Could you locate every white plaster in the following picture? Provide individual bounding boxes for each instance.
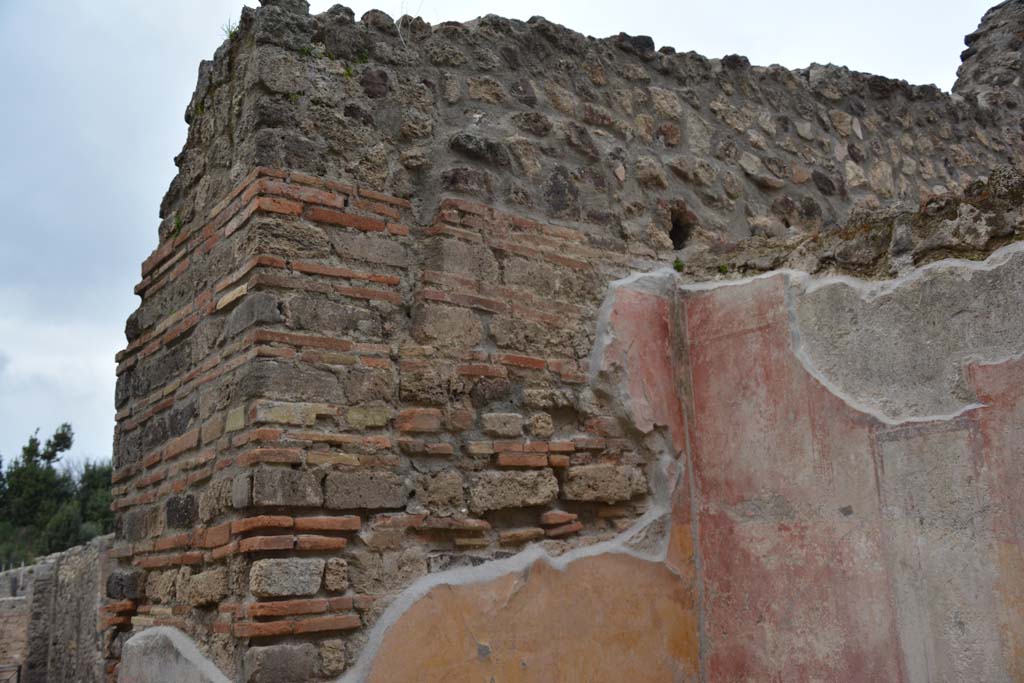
[119,626,232,683]
[671,241,1024,426]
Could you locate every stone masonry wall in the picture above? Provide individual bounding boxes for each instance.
[108,1,1024,681]
[0,536,111,682]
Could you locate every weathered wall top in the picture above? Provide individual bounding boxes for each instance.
[160,0,1022,264]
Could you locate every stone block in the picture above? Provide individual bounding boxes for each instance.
[348,547,428,594]
[285,295,382,338]
[224,292,284,339]
[396,408,442,432]
[251,400,333,426]
[107,569,145,600]
[122,506,158,542]
[346,405,392,429]
[481,412,524,437]
[224,406,246,433]
[165,494,198,529]
[251,467,323,507]
[232,472,253,509]
[414,470,464,514]
[250,558,325,598]
[186,567,229,607]
[468,470,559,514]
[320,639,347,676]
[561,464,647,503]
[324,558,349,592]
[423,237,500,283]
[119,628,231,683]
[324,471,408,509]
[244,643,318,683]
[411,303,482,348]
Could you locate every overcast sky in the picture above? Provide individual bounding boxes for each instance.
[0,0,993,467]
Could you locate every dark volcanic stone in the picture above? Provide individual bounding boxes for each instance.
[165,494,198,529]
[361,69,390,98]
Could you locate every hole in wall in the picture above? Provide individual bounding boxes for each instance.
[669,205,696,250]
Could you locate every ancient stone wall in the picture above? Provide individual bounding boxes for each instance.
[0,596,29,670]
[0,536,112,681]
[107,1,1024,681]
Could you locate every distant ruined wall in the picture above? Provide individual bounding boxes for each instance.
[0,536,111,681]
[106,1,1024,681]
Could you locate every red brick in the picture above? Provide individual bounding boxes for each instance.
[494,353,547,370]
[295,535,348,551]
[109,544,134,559]
[327,596,355,611]
[548,455,571,468]
[305,205,386,232]
[234,620,294,638]
[136,468,167,488]
[104,600,137,614]
[247,598,328,618]
[293,614,362,634]
[193,522,231,549]
[396,408,442,433]
[179,551,204,565]
[143,450,163,469]
[236,447,303,466]
[211,541,239,560]
[239,535,295,553]
[261,179,347,211]
[438,197,488,216]
[497,454,549,468]
[219,602,243,615]
[294,516,362,532]
[232,516,294,534]
[100,615,132,630]
[164,428,200,460]
[549,441,576,453]
[456,364,507,378]
[255,195,303,217]
[291,260,401,286]
[425,442,454,456]
[540,510,578,526]
[186,468,212,487]
[449,292,507,314]
[154,533,190,552]
[358,187,412,208]
[351,197,401,220]
[335,285,403,305]
[545,521,583,538]
[499,528,546,545]
[420,517,490,531]
[371,513,426,529]
[252,329,353,352]
[584,416,622,437]
[135,554,177,569]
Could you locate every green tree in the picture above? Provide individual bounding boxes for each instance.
[78,460,114,534]
[0,424,113,562]
[41,500,84,554]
